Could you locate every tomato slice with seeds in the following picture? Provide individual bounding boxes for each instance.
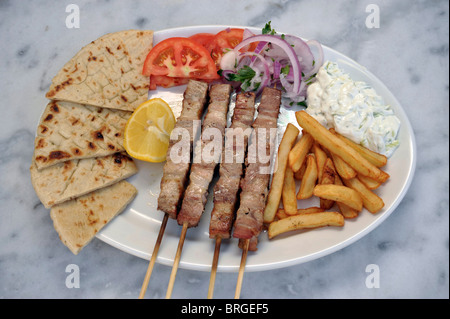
[143,37,219,80]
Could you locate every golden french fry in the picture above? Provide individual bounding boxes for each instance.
[276,206,324,219]
[313,142,327,183]
[268,211,345,239]
[357,173,382,190]
[319,158,336,210]
[263,123,300,224]
[330,152,356,180]
[329,128,388,168]
[295,111,389,183]
[276,209,290,219]
[288,132,314,172]
[343,177,385,214]
[313,184,363,212]
[298,207,325,214]
[335,175,359,219]
[282,166,298,215]
[294,161,307,180]
[297,154,318,199]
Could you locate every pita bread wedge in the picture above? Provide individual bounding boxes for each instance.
[34,100,130,170]
[46,30,153,112]
[50,180,137,255]
[31,152,137,209]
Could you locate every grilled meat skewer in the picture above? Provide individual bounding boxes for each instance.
[157,80,209,219]
[209,92,256,239]
[177,83,233,228]
[232,87,282,251]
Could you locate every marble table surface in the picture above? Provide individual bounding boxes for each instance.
[0,0,448,299]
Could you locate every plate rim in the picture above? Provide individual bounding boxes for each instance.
[95,24,417,272]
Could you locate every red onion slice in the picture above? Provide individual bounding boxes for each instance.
[251,41,268,63]
[284,35,315,72]
[306,40,324,76]
[273,60,282,80]
[234,34,302,95]
[243,28,255,40]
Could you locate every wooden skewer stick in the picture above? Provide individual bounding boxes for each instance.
[165,222,189,299]
[138,213,169,299]
[234,238,250,299]
[207,236,222,299]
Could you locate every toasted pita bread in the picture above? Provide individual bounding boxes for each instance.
[50,180,137,255]
[31,152,137,208]
[33,100,130,170]
[46,30,153,112]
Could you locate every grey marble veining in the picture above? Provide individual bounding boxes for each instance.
[0,0,448,299]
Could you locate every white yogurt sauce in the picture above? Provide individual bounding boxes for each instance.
[306,61,400,157]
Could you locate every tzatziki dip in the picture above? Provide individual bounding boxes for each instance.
[306,61,400,157]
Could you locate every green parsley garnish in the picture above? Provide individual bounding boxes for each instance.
[225,65,256,82]
[289,101,308,107]
[281,65,290,76]
[262,21,276,35]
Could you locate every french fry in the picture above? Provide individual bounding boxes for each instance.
[282,166,298,215]
[313,184,363,212]
[357,173,382,190]
[276,209,290,220]
[295,111,390,183]
[263,123,300,223]
[276,206,324,219]
[268,211,345,239]
[319,158,336,210]
[335,175,359,219]
[312,142,327,183]
[330,152,356,180]
[293,161,307,180]
[288,132,314,172]
[329,128,388,168]
[297,154,318,199]
[343,177,385,214]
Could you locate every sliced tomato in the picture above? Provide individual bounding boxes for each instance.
[210,29,245,50]
[188,33,215,48]
[206,28,257,69]
[143,37,219,80]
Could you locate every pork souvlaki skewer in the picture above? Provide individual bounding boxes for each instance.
[207,92,256,298]
[177,83,233,227]
[209,92,256,239]
[139,79,209,299]
[233,87,282,250]
[157,80,209,219]
[165,83,232,298]
[232,87,281,298]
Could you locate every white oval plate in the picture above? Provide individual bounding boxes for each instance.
[96,25,417,272]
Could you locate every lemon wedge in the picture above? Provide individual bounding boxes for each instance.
[123,98,176,162]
